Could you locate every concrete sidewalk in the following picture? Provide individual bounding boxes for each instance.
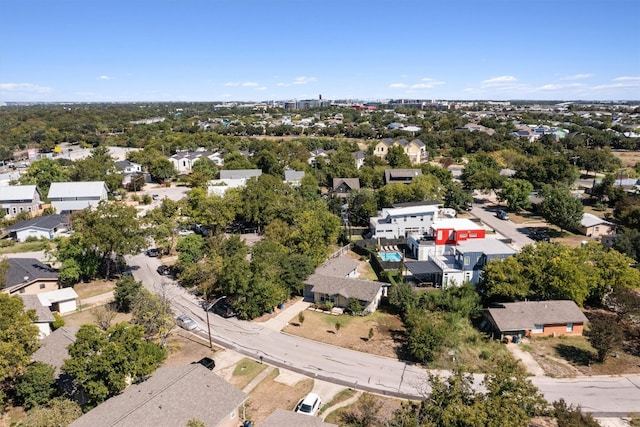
[259,299,312,331]
[506,343,545,376]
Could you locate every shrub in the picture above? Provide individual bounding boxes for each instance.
[15,362,56,409]
[322,301,334,312]
[52,312,65,330]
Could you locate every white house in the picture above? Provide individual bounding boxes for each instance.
[169,150,223,173]
[37,287,78,314]
[6,214,68,242]
[370,204,440,239]
[20,294,55,338]
[0,185,41,217]
[47,181,108,213]
[283,170,305,187]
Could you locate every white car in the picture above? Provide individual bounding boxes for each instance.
[295,392,321,416]
[176,314,197,331]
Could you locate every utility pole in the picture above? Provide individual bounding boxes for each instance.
[204,288,213,350]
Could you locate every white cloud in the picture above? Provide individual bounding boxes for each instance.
[560,73,593,81]
[224,82,239,87]
[481,76,518,87]
[242,82,259,87]
[592,76,640,91]
[293,76,316,85]
[255,86,267,91]
[389,83,408,88]
[411,79,445,89]
[0,83,52,93]
[98,75,113,80]
[613,76,640,83]
[276,82,290,87]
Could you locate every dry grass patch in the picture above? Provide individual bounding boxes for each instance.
[324,392,404,426]
[244,369,313,425]
[522,335,640,377]
[319,388,357,415]
[162,331,218,368]
[74,280,116,300]
[284,307,405,359]
[229,358,267,390]
[62,305,131,328]
[612,150,640,168]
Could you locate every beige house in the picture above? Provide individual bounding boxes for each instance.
[578,213,616,239]
[3,258,59,295]
[373,138,427,164]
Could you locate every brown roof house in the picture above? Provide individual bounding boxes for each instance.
[70,364,248,427]
[306,255,385,315]
[384,168,422,185]
[332,178,360,197]
[485,300,588,339]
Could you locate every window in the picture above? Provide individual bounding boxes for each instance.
[39,283,45,289]
[566,323,573,332]
[594,226,599,232]
[19,288,25,294]
[464,256,470,266]
[533,324,544,334]
[470,233,477,237]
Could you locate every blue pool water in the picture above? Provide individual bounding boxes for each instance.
[379,251,402,262]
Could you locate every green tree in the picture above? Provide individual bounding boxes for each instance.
[497,178,533,212]
[114,274,143,313]
[553,399,601,427]
[62,323,167,409]
[176,233,206,267]
[19,158,69,196]
[0,294,40,405]
[21,398,82,427]
[443,181,473,212]
[144,198,180,254]
[461,153,504,191]
[386,145,412,168]
[539,185,584,233]
[72,201,146,279]
[131,289,175,347]
[477,256,529,302]
[148,157,176,183]
[405,311,446,363]
[586,315,623,363]
[222,151,254,170]
[15,362,56,409]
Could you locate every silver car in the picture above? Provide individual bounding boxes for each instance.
[176,314,197,331]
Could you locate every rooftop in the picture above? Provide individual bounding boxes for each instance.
[487,300,588,332]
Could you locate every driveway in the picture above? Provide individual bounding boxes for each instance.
[470,194,534,250]
[127,252,640,415]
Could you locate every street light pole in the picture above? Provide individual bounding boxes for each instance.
[204,294,227,350]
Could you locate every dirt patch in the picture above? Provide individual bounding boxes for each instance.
[244,368,314,424]
[612,150,640,168]
[62,305,131,328]
[324,393,404,426]
[283,307,405,359]
[162,331,218,367]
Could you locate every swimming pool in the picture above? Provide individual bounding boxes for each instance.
[379,251,402,262]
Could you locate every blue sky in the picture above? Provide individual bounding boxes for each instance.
[1,0,639,102]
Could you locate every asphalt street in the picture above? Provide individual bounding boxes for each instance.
[128,253,640,415]
[470,196,535,250]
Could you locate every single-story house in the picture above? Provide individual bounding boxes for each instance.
[6,214,68,242]
[70,364,248,427]
[485,300,588,339]
[314,256,359,279]
[0,184,42,217]
[3,258,59,295]
[261,409,338,427]
[19,294,56,338]
[37,287,78,314]
[219,169,262,180]
[306,273,384,314]
[578,213,616,238]
[47,181,108,214]
[32,326,79,377]
[384,169,422,185]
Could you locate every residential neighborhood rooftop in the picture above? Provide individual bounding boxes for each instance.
[306,274,384,303]
[487,300,588,332]
[314,256,359,278]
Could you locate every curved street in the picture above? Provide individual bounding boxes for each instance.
[128,253,640,416]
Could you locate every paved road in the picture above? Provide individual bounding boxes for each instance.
[127,253,640,415]
[470,197,535,250]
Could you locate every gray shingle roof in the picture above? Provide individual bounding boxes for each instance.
[19,294,55,323]
[307,274,383,303]
[384,169,422,183]
[314,257,359,278]
[284,170,305,181]
[5,258,58,289]
[6,214,68,233]
[70,364,248,427]
[487,300,588,332]
[261,409,338,427]
[32,326,79,377]
[332,178,360,192]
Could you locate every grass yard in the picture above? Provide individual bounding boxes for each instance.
[244,369,313,425]
[62,304,131,327]
[283,306,406,359]
[319,388,357,415]
[229,358,267,390]
[612,150,640,168]
[0,239,52,255]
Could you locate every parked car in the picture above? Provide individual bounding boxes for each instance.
[212,300,235,318]
[152,194,160,200]
[295,392,321,416]
[178,228,194,236]
[157,265,171,276]
[529,229,551,242]
[176,314,197,331]
[496,209,510,220]
[192,357,215,370]
[146,248,159,257]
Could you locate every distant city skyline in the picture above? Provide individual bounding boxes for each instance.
[1,0,639,103]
